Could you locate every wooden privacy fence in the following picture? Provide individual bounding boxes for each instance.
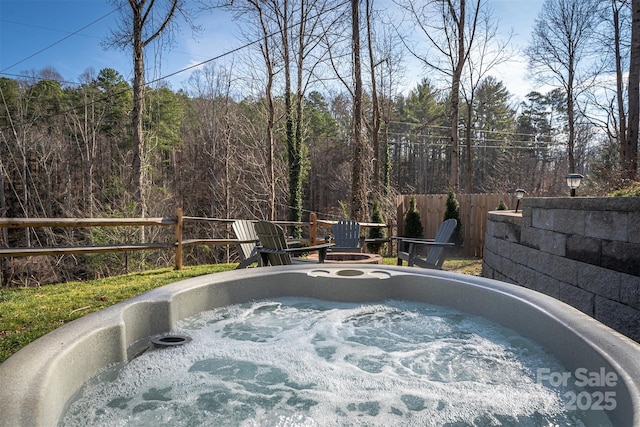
[397,193,513,257]
[0,210,389,270]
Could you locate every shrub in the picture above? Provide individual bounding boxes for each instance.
[403,196,423,238]
[608,182,640,197]
[367,200,385,253]
[496,200,508,210]
[444,188,463,248]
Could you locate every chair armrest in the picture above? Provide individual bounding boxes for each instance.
[291,243,333,262]
[284,242,332,254]
[400,239,453,247]
[365,238,390,243]
[395,237,454,267]
[391,236,435,243]
[307,242,334,250]
[259,243,333,254]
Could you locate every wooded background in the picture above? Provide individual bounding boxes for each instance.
[0,0,638,285]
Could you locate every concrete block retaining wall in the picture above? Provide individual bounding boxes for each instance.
[482,197,640,342]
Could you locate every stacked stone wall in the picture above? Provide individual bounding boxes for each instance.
[482,197,640,342]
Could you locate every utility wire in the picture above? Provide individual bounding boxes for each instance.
[0,19,103,40]
[0,0,551,151]
[0,0,351,130]
[0,72,86,88]
[0,7,121,73]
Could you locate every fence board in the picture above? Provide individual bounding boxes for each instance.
[0,217,173,228]
[0,243,172,257]
[397,193,513,257]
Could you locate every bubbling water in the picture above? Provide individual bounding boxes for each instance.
[60,298,611,426]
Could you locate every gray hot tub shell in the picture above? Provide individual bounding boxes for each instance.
[1,265,639,426]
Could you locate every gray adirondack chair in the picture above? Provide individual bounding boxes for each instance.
[254,220,333,266]
[396,219,457,269]
[331,220,365,252]
[232,220,260,269]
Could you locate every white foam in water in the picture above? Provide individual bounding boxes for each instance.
[60,298,612,426]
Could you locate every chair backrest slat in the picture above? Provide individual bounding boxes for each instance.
[255,221,292,265]
[424,218,457,268]
[332,220,361,250]
[232,220,259,262]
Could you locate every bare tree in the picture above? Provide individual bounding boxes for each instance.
[186,63,239,222]
[284,0,337,228]
[106,0,195,221]
[365,0,381,198]
[627,0,640,180]
[396,0,482,192]
[526,0,604,174]
[318,0,370,220]
[213,0,333,226]
[351,0,368,221]
[459,5,512,193]
[613,0,631,178]
[581,0,632,184]
[248,0,278,219]
[65,68,110,218]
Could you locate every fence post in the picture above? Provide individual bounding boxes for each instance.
[309,212,317,245]
[175,207,183,270]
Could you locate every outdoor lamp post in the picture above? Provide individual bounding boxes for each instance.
[515,189,526,213]
[565,173,584,197]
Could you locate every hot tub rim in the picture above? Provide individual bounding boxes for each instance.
[0,264,638,426]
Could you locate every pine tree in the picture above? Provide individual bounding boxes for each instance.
[367,200,385,253]
[444,188,463,249]
[403,197,424,238]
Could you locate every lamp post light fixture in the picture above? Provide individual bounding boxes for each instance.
[565,173,584,197]
[515,189,526,213]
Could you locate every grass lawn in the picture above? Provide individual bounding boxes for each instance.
[0,257,482,363]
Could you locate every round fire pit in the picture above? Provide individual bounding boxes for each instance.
[323,252,382,264]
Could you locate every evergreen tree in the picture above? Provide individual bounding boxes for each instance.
[367,199,385,253]
[403,196,424,238]
[444,188,463,249]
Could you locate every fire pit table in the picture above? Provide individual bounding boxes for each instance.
[308,252,382,264]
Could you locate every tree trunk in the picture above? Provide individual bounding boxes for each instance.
[567,75,576,173]
[282,0,302,234]
[131,2,146,219]
[366,0,381,198]
[465,100,473,193]
[626,0,640,180]
[126,0,178,223]
[614,0,628,175]
[351,0,368,222]
[449,0,466,192]
[293,0,306,231]
[249,0,277,220]
[266,67,276,221]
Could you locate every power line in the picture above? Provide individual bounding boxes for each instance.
[0,72,85,88]
[387,120,556,140]
[145,0,351,88]
[0,0,351,130]
[0,7,121,74]
[0,0,554,150]
[0,19,103,40]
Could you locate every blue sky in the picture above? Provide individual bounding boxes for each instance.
[0,0,543,100]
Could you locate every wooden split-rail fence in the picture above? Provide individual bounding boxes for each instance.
[0,193,513,270]
[0,210,391,270]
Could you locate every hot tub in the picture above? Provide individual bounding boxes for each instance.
[1,265,639,426]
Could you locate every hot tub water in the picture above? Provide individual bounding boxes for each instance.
[60,298,612,426]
